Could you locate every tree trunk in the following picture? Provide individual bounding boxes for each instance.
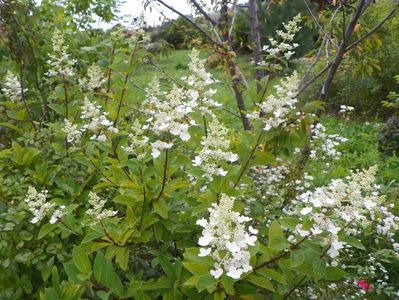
[249,0,263,94]
[219,0,252,130]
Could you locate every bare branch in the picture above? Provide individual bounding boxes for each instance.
[189,0,217,26]
[303,0,339,48]
[153,0,222,47]
[319,0,370,100]
[228,0,239,38]
[296,63,332,97]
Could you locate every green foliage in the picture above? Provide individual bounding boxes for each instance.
[0,1,398,299]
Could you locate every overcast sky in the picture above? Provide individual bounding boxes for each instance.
[95,0,246,29]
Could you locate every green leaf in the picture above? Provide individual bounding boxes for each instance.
[44,287,60,300]
[115,247,129,271]
[113,194,137,206]
[339,235,366,250]
[72,246,91,275]
[94,252,112,287]
[290,250,304,268]
[183,262,209,276]
[245,274,275,292]
[38,223,57,239]
[268,220,284,241]
[153,198,168,219]
[256,268,287,285]
[324,267,347,281]
[197,274,217,293]
[221,275,235,295]
[312,259,326,281]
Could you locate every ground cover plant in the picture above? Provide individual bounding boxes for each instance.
[0,0,398,299]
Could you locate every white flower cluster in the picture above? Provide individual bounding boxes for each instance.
[63,118,82,144]
[79,64,107,92]
[262,14,301,61]
[310,123,348,160]
[196,194,258,279]
[122,119,149,160]
[251,162,313,205]
[86,192,117,224]
[182,49,221,115]
[62,98,118,144]
[252,72,299,131]
[144,79,195,157]
[110,27,125,42]
[252,164,290,197]
[293,166,398,259]
[24,186,65,224]
[1,71,22,102]
[193,118,238,181]
[47,29,75,78]
[339,105,354,114]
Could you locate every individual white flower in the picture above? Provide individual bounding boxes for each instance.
[196,194,257,279]
[1,71,22,102]
[151,140,173,158]
[86,192,117,224]
[192,118,238,181]
[300,206,313,215]
[210,267,223,279]
[47,29,74,78]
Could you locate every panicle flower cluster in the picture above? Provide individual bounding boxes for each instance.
[310,123,348,160]
[196,194,258,279]
[110,27,125,42]
[251,72,299,131]
[262,14,301,62]
[86,192,117,224]
[130,16,151,43]
[80,97,118,142]
[62,98,118,144]
[251,160,314,201]
[144,79,194,157]
[122,119,149,160]
[24,186,65,224]
[79,64,107,92]
[1,71,22,102]
[182,49,221,115]
[63,118,82,144]
[292,166,398,259]
[193,118,238,181]
[47,29,75,78]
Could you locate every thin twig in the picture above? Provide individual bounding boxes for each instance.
[189,0,217,26]
[345,3,399,52]
[303,0,339,48]
[154,0,222,47]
